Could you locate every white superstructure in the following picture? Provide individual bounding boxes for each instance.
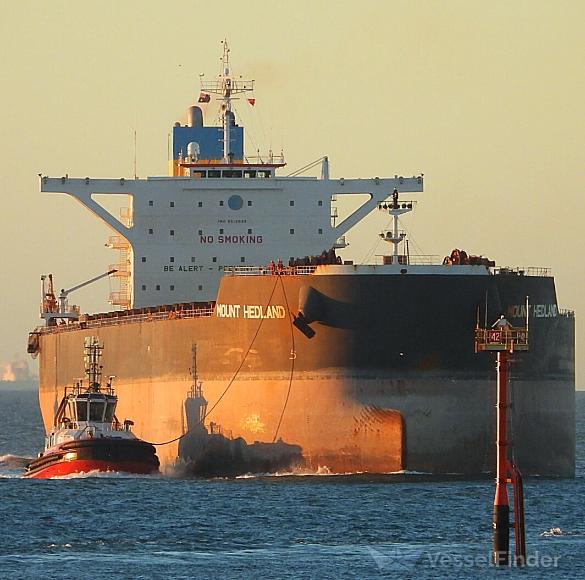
[39,42,424,309]
[40,174,423,308]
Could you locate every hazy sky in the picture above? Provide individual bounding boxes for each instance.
[1,1,583,384]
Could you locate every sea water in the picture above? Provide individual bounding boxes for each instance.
[1,385,584,579]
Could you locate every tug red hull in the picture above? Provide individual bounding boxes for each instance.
[25,438,160,478]
[25,458,158,478]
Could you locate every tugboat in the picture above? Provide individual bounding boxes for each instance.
[25,337,159,478]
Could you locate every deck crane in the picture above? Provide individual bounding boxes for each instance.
[40,269,117,326]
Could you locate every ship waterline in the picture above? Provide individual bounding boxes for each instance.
[38,369,575,476]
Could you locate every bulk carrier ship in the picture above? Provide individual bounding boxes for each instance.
[29,42,575,476]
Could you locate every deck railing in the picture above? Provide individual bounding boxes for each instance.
[494,266,551,277]
[38,306,215,335]
[224,265,318,276]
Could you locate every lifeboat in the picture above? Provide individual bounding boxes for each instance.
[25,337,159,478]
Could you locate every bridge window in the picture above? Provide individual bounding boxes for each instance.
[104,403,115,423]
[258,170,272,178]
[192,171,206,179]
[89,401,106,422]
[244,170,256,178]
[208,170,221,178]
[223,170,242,178]
[76,401,88,422]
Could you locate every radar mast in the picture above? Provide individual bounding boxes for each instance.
[200,40,254,163]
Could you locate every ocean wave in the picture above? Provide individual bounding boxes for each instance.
[51,469,160,480]
[0,453,31,468]
[540,527,585,537]
[233,467,437,479]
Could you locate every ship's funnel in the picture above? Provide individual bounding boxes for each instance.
[187,106,203,127]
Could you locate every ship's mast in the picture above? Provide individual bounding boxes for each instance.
[83,337,103,391]
[378,189,415,263]
[200,40,254,163]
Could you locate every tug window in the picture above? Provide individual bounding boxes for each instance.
[89,401,106,422]
[104,402,115,423]
[76,401,88,422]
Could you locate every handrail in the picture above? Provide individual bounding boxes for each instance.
[37,307,215,335]
[494,267,551,277]
[374,254,440,266]
[224,265,318,276]
[475,328,529,352]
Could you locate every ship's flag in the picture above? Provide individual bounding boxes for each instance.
[198,92,211,103]
[247,98,256,106]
